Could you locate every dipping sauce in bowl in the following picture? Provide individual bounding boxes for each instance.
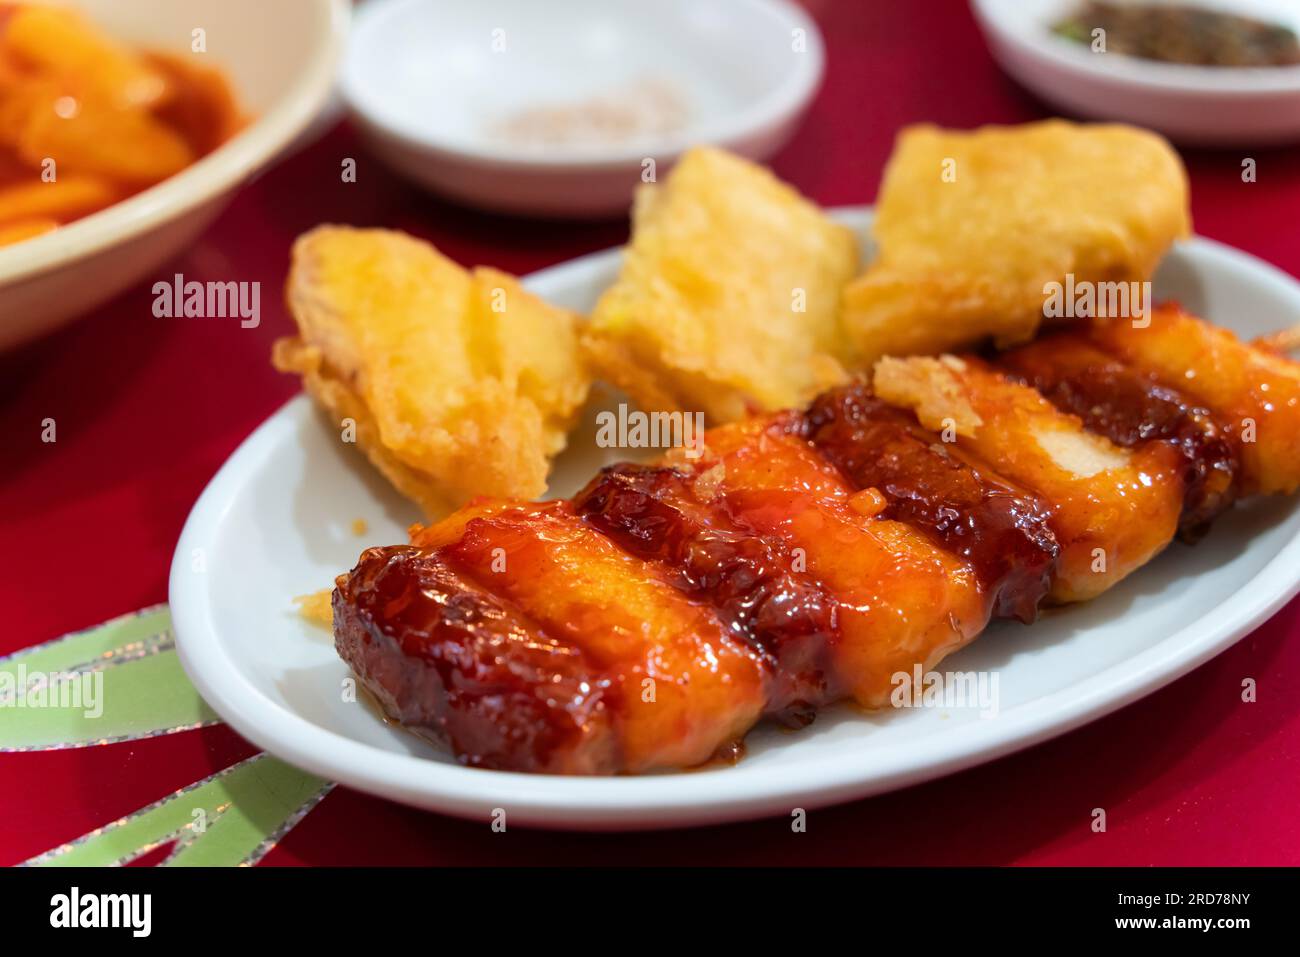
[1053,1,1300,67]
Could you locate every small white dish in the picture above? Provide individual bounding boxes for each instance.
[170,208,1300,830]
[972,0,1300,145]
[0,0,349,351]
[341,0,825,217]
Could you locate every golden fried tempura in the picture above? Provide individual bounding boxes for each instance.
[842,120,1191,364]
[273,227,590,516]
[582,146,859,423]
[293,589,333,628]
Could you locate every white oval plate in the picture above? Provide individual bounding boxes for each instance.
[170,208,1300,830]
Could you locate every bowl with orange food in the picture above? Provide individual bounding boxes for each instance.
[0,0,348,350]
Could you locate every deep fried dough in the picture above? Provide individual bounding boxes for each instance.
[842,120,1191,364]
[274,227,591,515]
[582,146,859,423]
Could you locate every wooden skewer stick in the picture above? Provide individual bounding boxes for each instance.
[1253,324,1300,355]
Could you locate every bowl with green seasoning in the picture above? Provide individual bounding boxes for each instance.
[972,0,1300,145]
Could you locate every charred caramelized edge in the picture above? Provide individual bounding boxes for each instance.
[573,463,840,725]
[333,545,618,774]
[997,333,1239,538]
[796,383,1060,623]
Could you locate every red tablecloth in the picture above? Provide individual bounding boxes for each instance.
[3,0,1298,866]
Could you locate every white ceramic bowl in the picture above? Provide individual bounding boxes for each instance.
[0,0,349,351]
[342,0,825,217]
[170,208,1300,830]
[972,0,1300,145]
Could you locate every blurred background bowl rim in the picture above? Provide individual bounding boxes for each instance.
[341,0,826,170]
[972,0,1300,96]
[0,0,351,286]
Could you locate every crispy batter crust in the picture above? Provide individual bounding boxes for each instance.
[583,147,859,423]
[842,120,1191,364]
[273,226,591,516]
[272,337,457,516]
[873,355,984,437]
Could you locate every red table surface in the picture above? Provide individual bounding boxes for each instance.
[2,0,1299,866]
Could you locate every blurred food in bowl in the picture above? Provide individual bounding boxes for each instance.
[1053,1,1300,66]
[0,0,347,352]
[0,3,245,247]
[972,0,1300,145]
[485,76,689,150]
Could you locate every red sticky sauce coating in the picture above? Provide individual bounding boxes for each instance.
[998,333,1239,537]
[798,383,1060,623]
[574,463,840,724]
[333,545,618,774]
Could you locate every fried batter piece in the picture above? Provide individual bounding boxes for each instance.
[274,227,591,515]
[841,120,1191,364]
[582,146,859,423]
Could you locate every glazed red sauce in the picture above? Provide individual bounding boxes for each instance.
[334,545,617,774]
[998,334,1239,537]
[797,384,1060,623]
[334,362,1250,774]
[574,463,840,724]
